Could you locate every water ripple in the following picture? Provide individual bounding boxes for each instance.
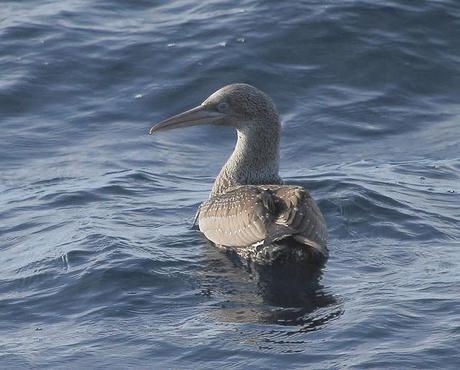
[1,0,459,368]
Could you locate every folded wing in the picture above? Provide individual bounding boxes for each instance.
[197,185,328,257]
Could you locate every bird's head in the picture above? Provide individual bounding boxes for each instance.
[149,83,280,135]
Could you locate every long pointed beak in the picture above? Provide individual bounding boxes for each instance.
[149,105,226,135]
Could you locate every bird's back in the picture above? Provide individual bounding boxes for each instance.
[197,184,328,265]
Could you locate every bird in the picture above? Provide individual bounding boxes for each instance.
[149,83,328,267]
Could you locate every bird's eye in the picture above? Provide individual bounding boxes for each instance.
[217,102,229,112]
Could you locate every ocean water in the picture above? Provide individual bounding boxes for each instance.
[1,0,459,368]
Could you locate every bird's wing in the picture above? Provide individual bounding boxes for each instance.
[198,186,269,247]
[268,185,328,256]
[197,185,328,256]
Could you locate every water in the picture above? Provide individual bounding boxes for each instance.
[1,0,459,368]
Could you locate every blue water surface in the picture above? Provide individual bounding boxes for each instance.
[1,0,459,368]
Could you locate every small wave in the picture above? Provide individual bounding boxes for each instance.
[40,190,107,207]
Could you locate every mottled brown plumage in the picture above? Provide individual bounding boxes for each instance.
[149,84,328,265]
[198,185,327,256]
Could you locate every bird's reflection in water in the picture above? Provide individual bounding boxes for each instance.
[200,243,343,329]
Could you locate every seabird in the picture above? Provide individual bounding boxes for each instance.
[149,84,328,266]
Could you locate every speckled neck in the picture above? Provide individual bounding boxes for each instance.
[211,119,282,197]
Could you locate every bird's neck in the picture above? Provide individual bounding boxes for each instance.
[211,121,282,197]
